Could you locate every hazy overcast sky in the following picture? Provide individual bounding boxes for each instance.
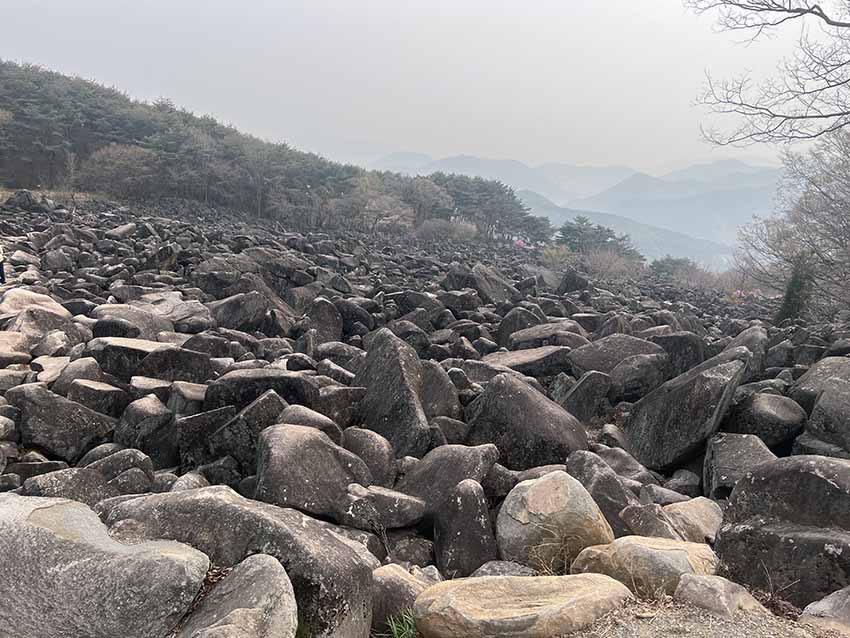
[5,0,798,172]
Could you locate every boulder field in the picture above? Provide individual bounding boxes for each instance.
[1,191,850,637]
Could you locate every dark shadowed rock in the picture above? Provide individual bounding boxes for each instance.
[7,382,116,463]
[434,479,498,578]
[623,352,748,471]
[723,392,807,447]
[703,432,776,500]
[354,328,430,458]
[466,373,588,470]
[396,443,498,518]
[204,368,319,411]
[717,455,850,607]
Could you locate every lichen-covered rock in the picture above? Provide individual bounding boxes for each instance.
[0,493,208,638]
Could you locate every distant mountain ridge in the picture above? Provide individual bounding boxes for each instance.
[573,163,781,245]
[371,152,782,248]
[517,190,735,271]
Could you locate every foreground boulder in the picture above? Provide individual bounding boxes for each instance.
[716,455,850,607]
[571,535,719,597]
[0,493,208,638]
[174,554,298,638]
[466,373,587,470]
[100,486,373,637]
[413,574,632,638]
[673,574,766,620]
[496,470,613,573]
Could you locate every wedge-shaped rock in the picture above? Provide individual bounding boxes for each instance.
[483,346,572,378]
[100,486,373,638]
[623,353,748,471]
[0,493,208,638]
[413,573,632,638]
[354,328,430,458]
[466,373,587,470]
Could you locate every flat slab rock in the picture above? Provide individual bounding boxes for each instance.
[413,573,633,638]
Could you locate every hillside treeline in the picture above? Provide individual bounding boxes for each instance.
[0,60,551,240]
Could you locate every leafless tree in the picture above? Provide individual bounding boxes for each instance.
[686,1,850,144]
[737,131,850,308]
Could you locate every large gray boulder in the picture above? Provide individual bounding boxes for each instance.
[790,356,850,413]
[0,493,208,638]
[717,455,850,607]
[567,334,665,376]
[6,382,116,463]
[255,424,373,521]
[396,444,498,518]
[623,351,748,471]
[465,373,587,470]
[722,392,807,447]
[354,328,430,458]
[99,486,373,638]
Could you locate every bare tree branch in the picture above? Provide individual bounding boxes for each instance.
[686,1,850,143]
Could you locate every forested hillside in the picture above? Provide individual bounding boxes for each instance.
[0,60,550,240]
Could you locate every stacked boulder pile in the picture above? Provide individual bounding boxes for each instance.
[1,190,850,637]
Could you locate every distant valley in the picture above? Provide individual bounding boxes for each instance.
[371,153,783,268]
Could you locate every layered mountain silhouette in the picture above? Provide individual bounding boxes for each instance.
[372,154,782,253]
[517,190,734,271]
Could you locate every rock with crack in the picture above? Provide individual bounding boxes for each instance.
[716,455,850,608]
[99,485,373,638]
[174,553,298,638]
[0,493,208,638]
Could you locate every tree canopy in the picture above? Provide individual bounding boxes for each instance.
[0,60,550,240]
[556,216,643,262]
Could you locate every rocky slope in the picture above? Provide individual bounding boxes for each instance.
[1,189,849,638]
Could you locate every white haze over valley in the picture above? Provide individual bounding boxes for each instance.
[4,0,805,265]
